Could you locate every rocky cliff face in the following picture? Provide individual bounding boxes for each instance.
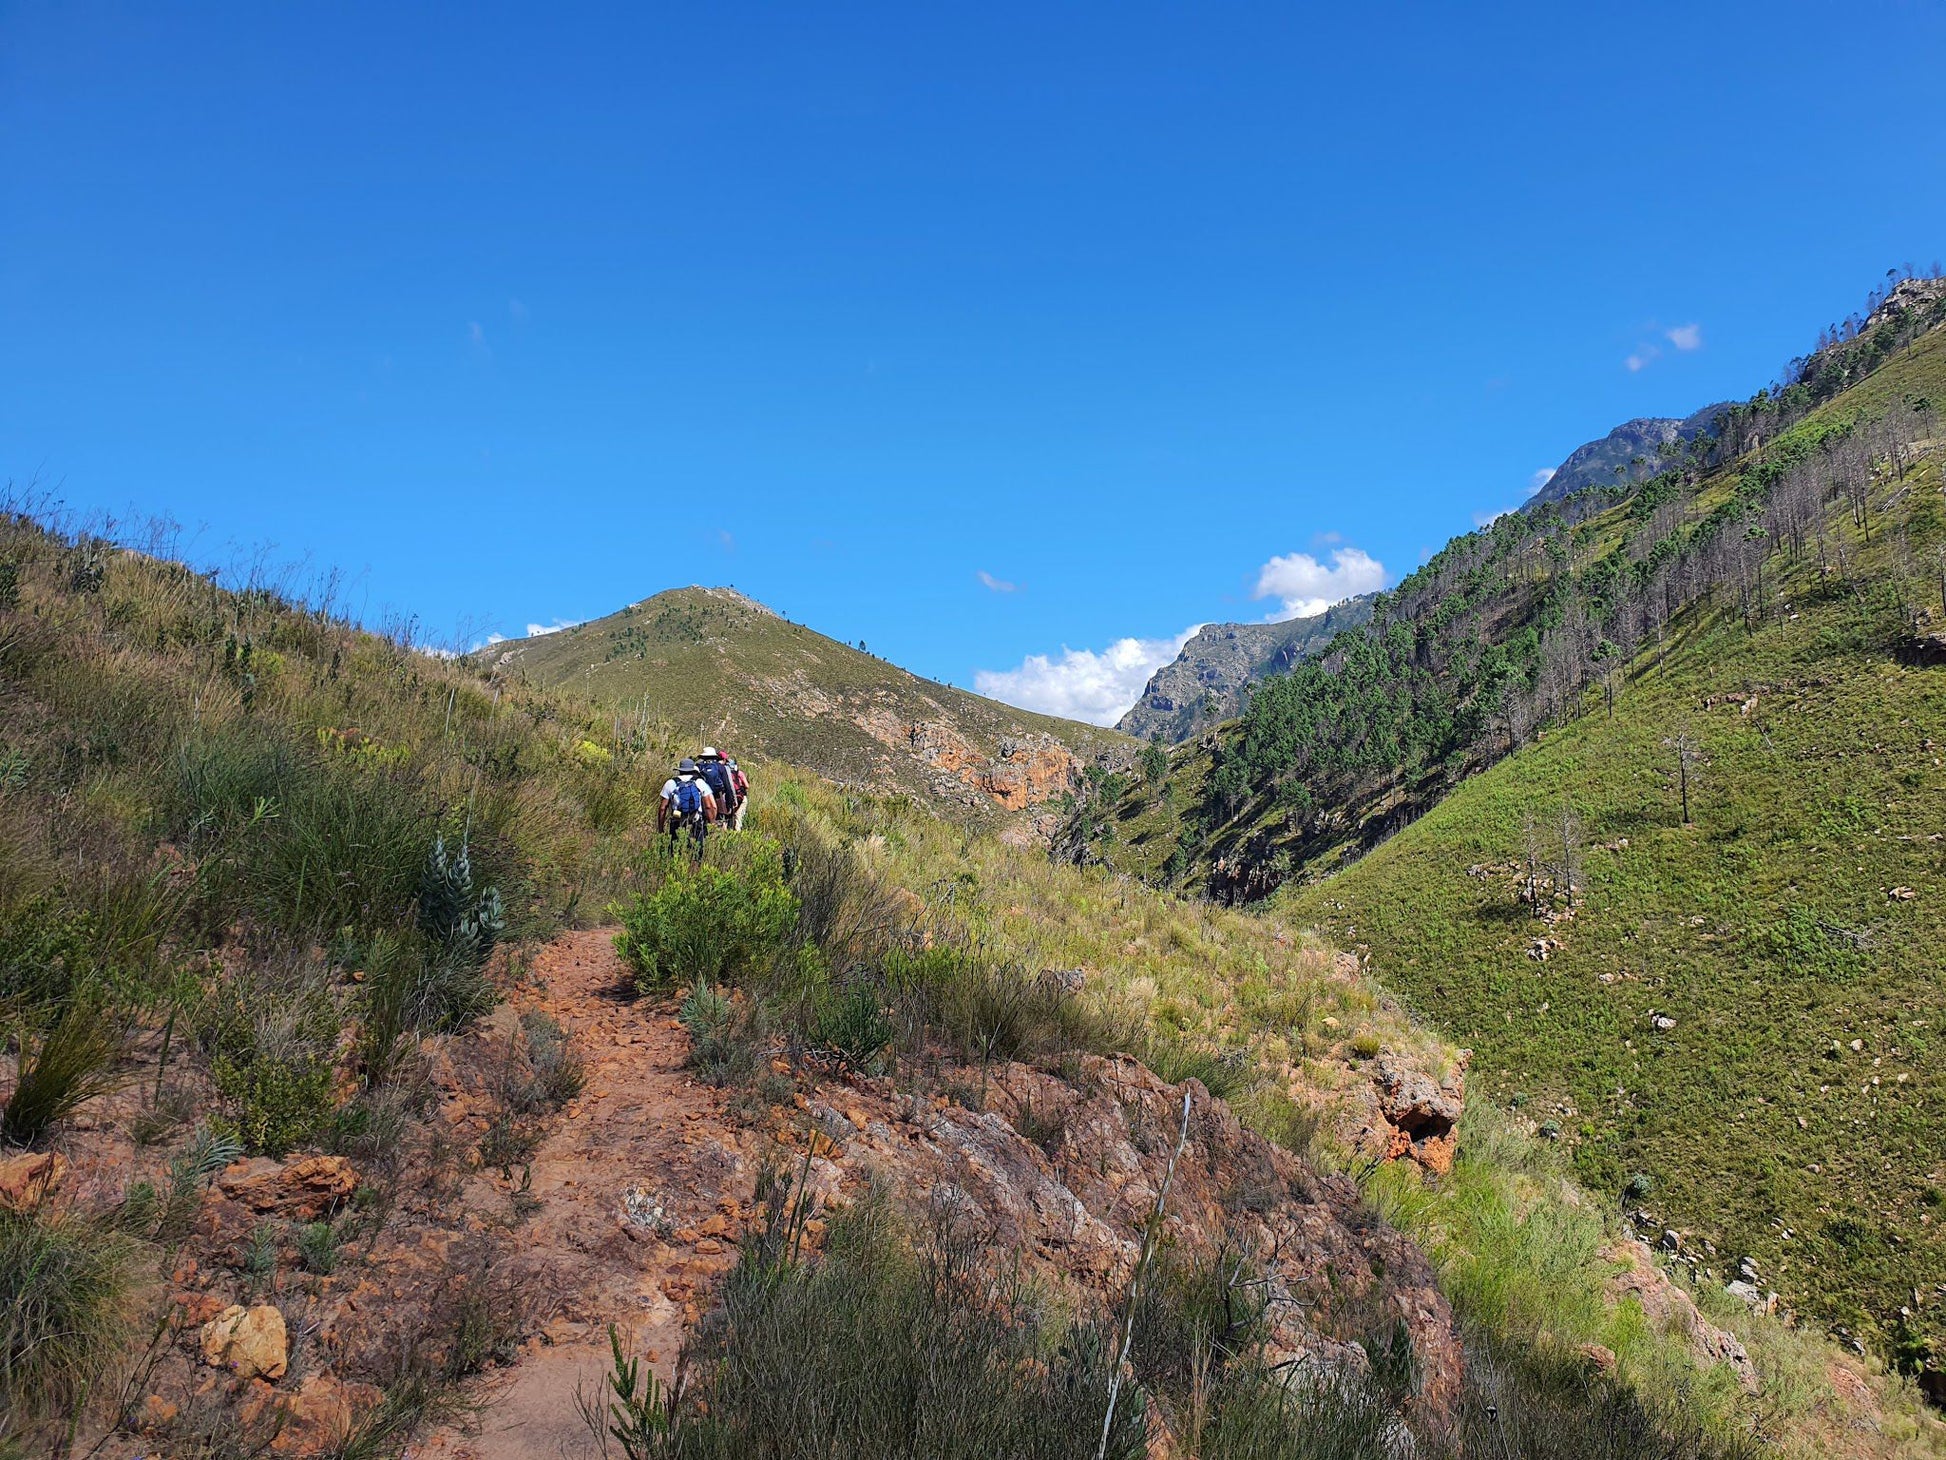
[1118,596,1375,743]
[1523,402,1731,509]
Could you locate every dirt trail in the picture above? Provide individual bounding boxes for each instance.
[426,929,755,1460]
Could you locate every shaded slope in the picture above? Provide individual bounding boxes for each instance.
[485,585,1133,826]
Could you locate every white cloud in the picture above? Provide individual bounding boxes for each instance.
[1625,347,1658,372]
[1251,546,1387,621]
[977,570,1017,593]
[1473,507,1516,528]
[974,626,1199,726]
[1666,322,1703,351]
[524,618,582,637]
[1529,466,1557,491]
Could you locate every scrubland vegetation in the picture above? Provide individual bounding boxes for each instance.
[3,409,1942,1459]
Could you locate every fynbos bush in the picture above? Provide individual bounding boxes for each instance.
[615,838,797,994]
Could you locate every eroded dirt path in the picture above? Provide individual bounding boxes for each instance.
[426,929,756,1460]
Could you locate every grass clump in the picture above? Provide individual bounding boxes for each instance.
[0,1209,135,1447]
[1,991,126,1146]
[586,1195,1145,1459]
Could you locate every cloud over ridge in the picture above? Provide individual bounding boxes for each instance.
[974,627,1199,726]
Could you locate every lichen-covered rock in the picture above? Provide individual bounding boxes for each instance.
[0,1149,67,1213]
[201,1303,289,1381]
[796,1054,1465,1425]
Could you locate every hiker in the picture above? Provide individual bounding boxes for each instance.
[657,757,717,852]
[696,746,746,831]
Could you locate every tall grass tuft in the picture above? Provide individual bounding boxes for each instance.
[1,991,125,1146]
[0,1209,135,1443]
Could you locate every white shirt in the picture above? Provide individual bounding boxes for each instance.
[660,775,716,809]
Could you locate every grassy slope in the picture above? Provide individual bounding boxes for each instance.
[487,585,1130,818]
[1283,333,1946,1359]
[776,773,1944,1457]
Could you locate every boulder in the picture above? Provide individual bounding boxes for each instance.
[219,1155,359,1220]
[0,1150,67,1213]
[200,1304,289,1381]
[1371,1053,1466,1175]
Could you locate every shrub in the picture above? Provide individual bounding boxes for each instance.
[171,732,435,941]
[615,839,797,994]
[809,977,896,1073]
[357,930,497,1086]
[199,963,340,1155]
[882,946,1129,1068]
[0,1210,134,1441]
[511,1010,584,1111]
[418,833,504,971]
[678,983,764,1088]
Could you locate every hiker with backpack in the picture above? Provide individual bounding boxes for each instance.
[696,746,747,831]
[657,757,717,852]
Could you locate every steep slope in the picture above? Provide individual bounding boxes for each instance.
[1082,288,1946,903]
[1524,403,1732,509]
[484,585,1132,828]
[1117,594,1376,743]
[1071,282,1946,1386]
[1281,548,1946,1384]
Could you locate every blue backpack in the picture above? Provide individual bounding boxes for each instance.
[700,759,735,805]
[671,777,706,820]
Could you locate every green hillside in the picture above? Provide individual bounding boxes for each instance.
[1079,287,1946,1379]
[483,585,1132,825]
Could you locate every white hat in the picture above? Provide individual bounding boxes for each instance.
[700,745,720,759]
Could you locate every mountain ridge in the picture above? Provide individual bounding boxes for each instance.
[483,584,1132,829]
[1116,596,1378,743]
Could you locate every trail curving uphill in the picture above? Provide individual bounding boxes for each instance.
[426,929,757,1460]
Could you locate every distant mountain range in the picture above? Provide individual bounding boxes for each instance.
[482,586,1131,830]
[1116,596,1376,743]
[1522,402,1732,508]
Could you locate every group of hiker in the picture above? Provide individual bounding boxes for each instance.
[656,745,748,850]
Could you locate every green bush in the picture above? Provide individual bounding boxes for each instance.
[199,964,340,1155]
[615,839,798,994]
[809,978,896,1073]
[678,983,764,1088]
[418,833,504,971]
[356,929,497,1086]
[170,732,437,942]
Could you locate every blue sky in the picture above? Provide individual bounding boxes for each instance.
[5,3,1945,723]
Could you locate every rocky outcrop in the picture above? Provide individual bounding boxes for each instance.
[0,1149,67,1213]
[217,1155,360,1220]
[1369,1053,1467,1176]
[867,714,1083,813]
[1118,598,1375,744]
[1523,402,1730,510]
[785,1052,1464,1424]
[1604,1238,1758,1394]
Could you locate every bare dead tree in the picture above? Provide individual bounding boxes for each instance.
[1553,797,1583,910]
[1663,729,1702,826]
